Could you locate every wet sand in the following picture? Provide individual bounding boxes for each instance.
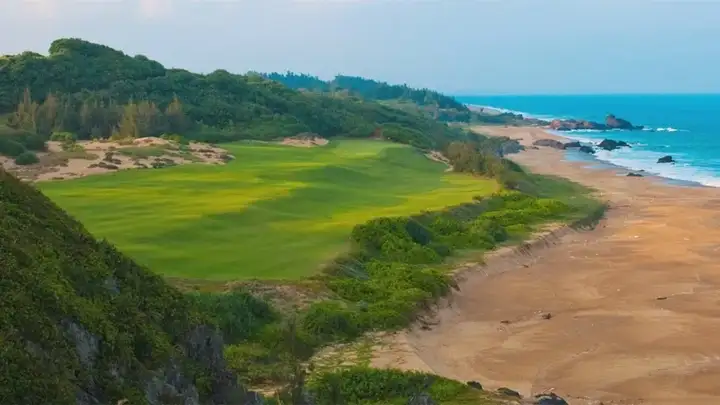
[373,126,720,405]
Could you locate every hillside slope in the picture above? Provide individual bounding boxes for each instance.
[0,38,466,149]
[0,168,247,405]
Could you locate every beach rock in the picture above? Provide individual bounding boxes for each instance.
[657,155,675,164]
[564,141,581,148]
[540,312,553,320]
[627,172,643,177]
[578,145,595,154]
[466,381,483,390]
[606,114,644,130]
[598,139,631,151]
[532,139,566,150]
[531,393,569,405]
[497,387,522,398]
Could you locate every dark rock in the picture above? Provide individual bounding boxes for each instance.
[532,392,569,405]
[500,320,512,325]
[627,173,643,177]
[408,392,437,405]
[598,139,631,151]
[532,139,566,150]
[563,141,581,148]
[657,296,668,300]
[578,145,595,154]
[467,381,483,390]
[657,155,675,164]
[606,114,644,130]
[541,312,552,320]
[497,387,522,398]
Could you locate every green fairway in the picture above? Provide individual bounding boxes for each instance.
[39,140,497,280]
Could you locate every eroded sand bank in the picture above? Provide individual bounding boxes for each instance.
[373,126,720,405]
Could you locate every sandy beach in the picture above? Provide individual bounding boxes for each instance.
[372,126,720,405]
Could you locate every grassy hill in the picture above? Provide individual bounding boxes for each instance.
[39,140,498,280]
[0,168,247,405]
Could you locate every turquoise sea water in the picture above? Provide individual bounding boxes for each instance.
[457,95,720,187]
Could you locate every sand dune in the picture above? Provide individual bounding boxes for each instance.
[372,126,720,405]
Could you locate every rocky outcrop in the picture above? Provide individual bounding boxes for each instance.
[578,145,596,154]
[549,119,600,131]
[532,139,566,150]
[497,387,522,398]
[598,138,631,151]
[549,114,642,131]
[627,172,643,177]
[606,114,643,130]
[658,155,675,163]
[408,392,437,405]
[563,141,581,148]
[529,392,569,405]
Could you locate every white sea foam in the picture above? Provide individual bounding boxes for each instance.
[589,147,720,187]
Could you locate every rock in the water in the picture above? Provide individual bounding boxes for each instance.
[531,392,569,405]
[408,392,437,405]
[563,141,581,148]
[606,114,644,130]
[627,172,643,177]
[497,387,522,398]
[533,139,566,150]
[658,155,675,163]
[598,139,631,151]
[578,145,595,154]
[466,381,483,390]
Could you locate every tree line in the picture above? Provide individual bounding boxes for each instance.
[0,38,469,149]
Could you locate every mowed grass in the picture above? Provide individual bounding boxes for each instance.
[39,140,498,280]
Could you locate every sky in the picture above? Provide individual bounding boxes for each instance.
[1,0,719,95]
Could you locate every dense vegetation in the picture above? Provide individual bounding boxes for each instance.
[0,38,473,155]
[0,168,246,405]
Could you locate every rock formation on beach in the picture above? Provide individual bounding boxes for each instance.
[548,114,643,131]
[532,139,566,150]
[658,155,675,163]
[598,139,631,151]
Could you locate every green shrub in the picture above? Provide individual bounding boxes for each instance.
[187,290,277,344]
[14,151,39,165]
[0,138,26,157]
[308,368,471,405]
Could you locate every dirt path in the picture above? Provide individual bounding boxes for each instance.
[372,126,720,405]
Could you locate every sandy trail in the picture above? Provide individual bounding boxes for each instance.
[373,126,720,405]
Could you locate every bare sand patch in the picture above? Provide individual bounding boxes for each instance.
[371,126,720,405]
[280,134,329,148]
[0,137,235,182]
[425,150,453,172]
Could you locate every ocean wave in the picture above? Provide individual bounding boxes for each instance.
[644,127,688,132]
[585,148,720,188]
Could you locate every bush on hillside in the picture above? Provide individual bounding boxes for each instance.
[0,137,26,157]
[14,151,39,165]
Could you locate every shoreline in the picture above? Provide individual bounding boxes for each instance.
[372,126,720,405]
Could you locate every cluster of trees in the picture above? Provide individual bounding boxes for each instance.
[6,88,189,140]
[0,38,468,149]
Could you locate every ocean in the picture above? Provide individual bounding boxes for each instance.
[457,94,720,188]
